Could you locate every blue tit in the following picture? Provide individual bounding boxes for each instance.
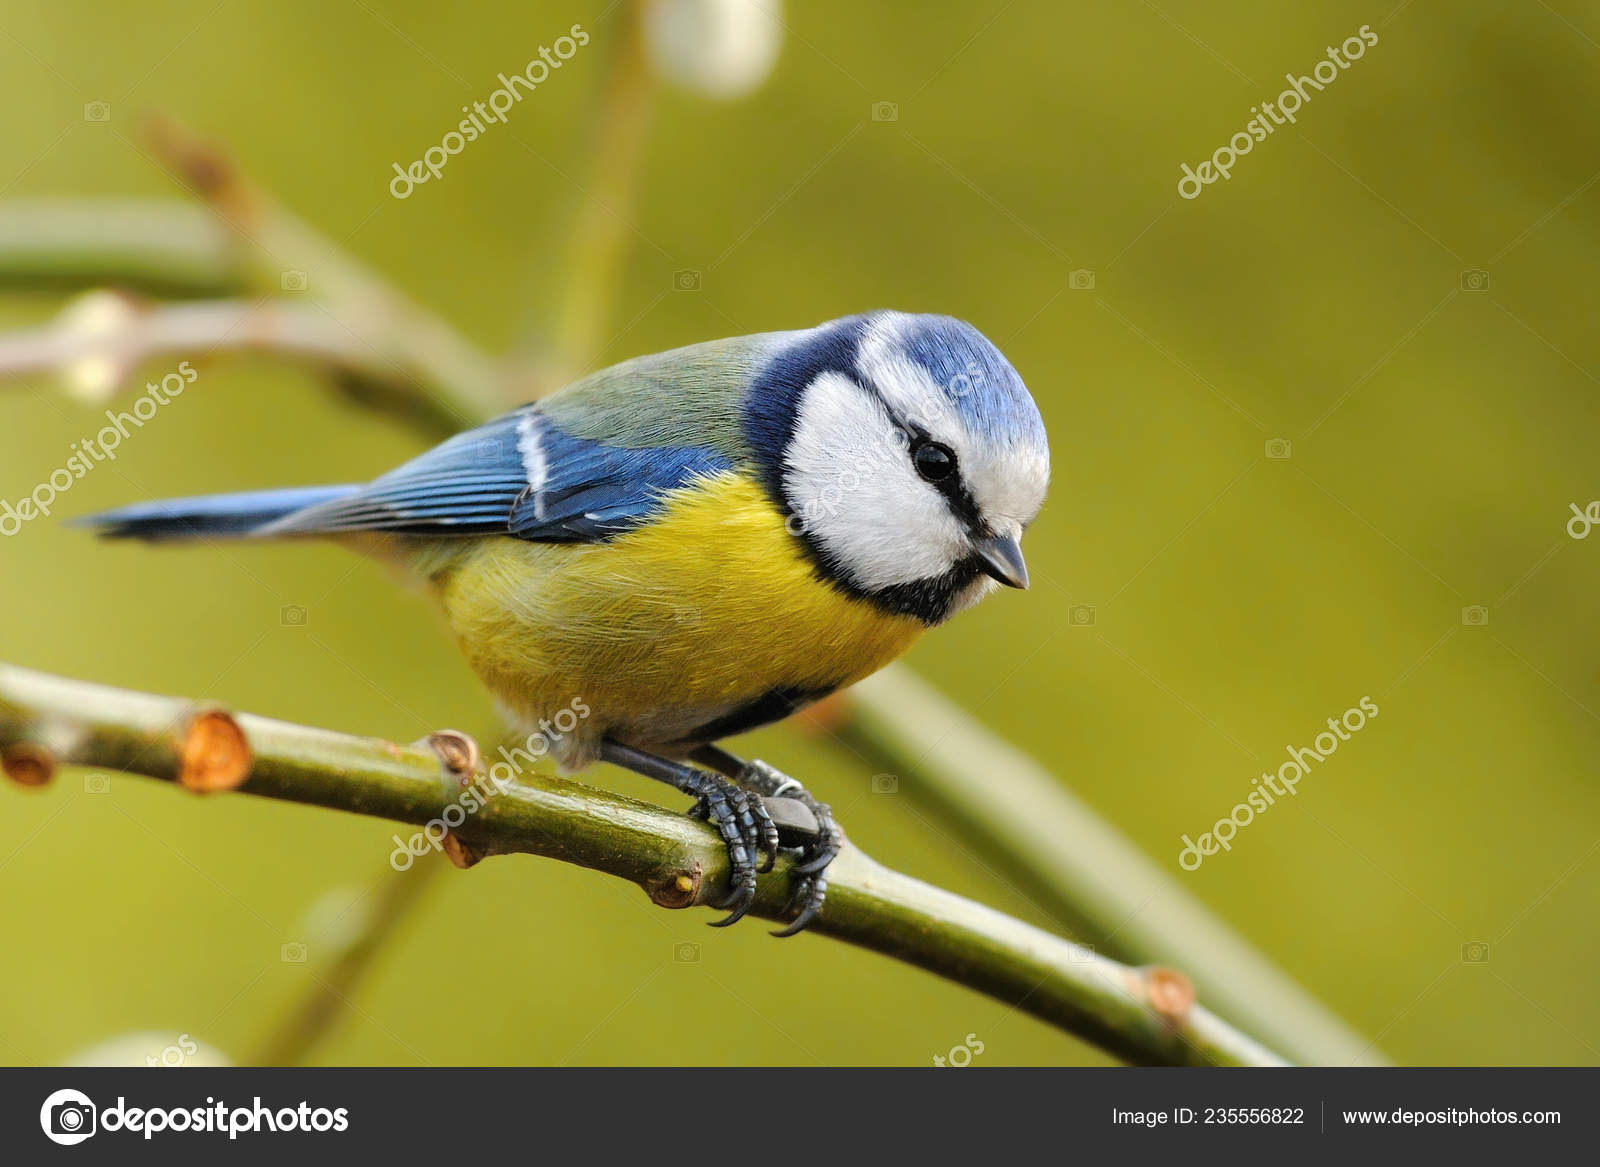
[79,310,1051,933]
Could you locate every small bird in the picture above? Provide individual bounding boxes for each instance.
[79,311,1050,934]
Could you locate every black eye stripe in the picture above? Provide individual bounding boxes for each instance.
[842,372,987,532]
[905,437,985,534]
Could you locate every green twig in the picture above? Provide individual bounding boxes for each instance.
[0,662,1286,1067]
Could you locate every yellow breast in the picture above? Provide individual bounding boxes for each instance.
[422,471,925,757]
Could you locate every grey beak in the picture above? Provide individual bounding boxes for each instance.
[974,531,1029,589]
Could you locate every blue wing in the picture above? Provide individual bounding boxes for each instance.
[260,407,735,542]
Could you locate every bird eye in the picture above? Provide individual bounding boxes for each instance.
[911,440,957,483]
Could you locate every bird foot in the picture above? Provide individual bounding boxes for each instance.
[735,759,841,937]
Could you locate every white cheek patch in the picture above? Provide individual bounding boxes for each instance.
[784,371,967,591]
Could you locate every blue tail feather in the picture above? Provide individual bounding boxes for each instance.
[72,486,363,541]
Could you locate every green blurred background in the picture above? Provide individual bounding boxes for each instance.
[3,0,1598,1066]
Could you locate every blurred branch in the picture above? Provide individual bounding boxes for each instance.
[0,199,243,298]
[0,298,340,376]
[0,292,466,437]
[0,179,505,432]
[842,668,1386,1066]
[250,856,445,1067]
[142,117,511,424]
[0,662,1285,1068]
[519,0,656,387]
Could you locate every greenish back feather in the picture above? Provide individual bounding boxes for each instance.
[539,331,799,460]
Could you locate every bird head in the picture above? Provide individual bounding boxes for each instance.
[746,311,1050,624]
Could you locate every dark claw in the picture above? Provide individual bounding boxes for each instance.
[792,822,838,874]
[771,870,828,937]
[708,878,755,927]
[792,852,833,877]
[709,843,756,926]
